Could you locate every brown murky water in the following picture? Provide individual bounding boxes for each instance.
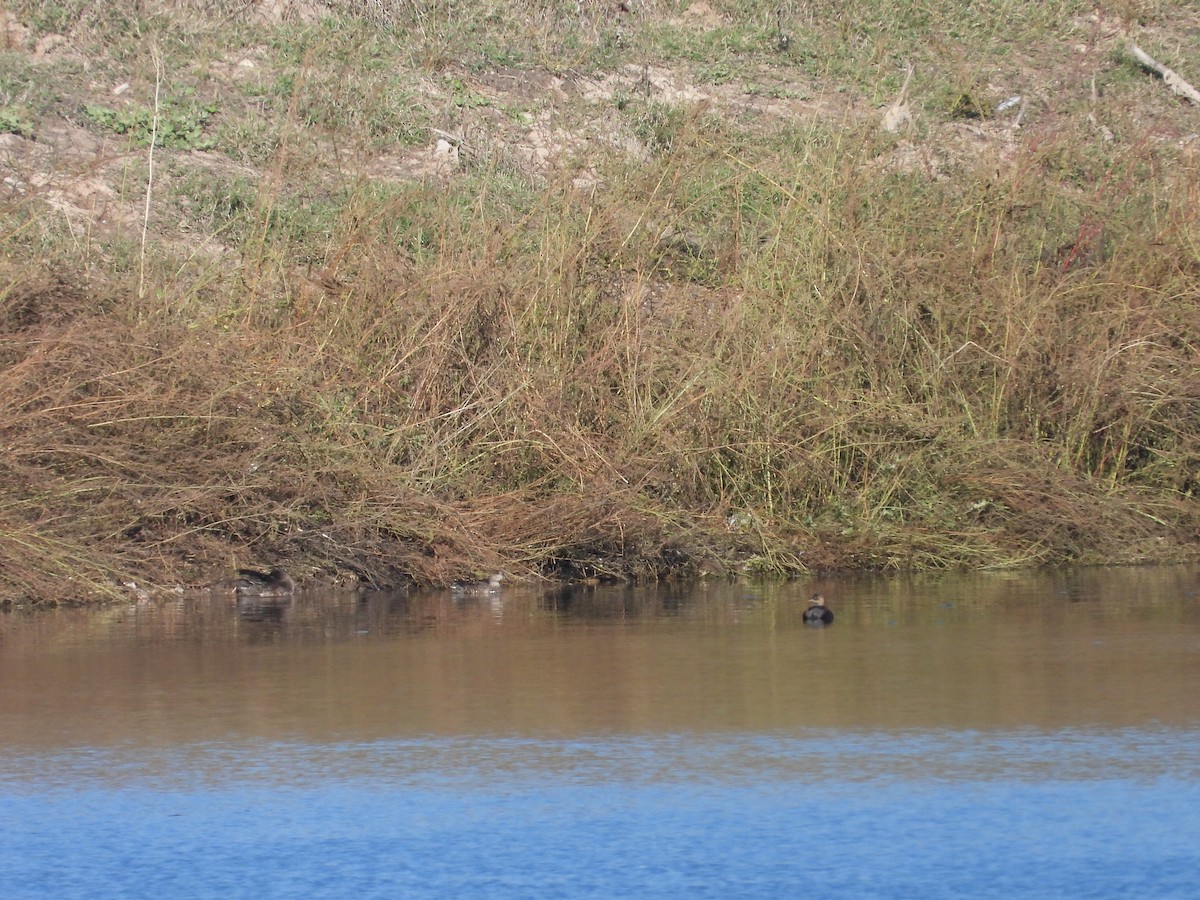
[3,566,1198,748]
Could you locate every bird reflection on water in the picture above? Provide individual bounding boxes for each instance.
[236,596,293,624]
[233,568,295,625]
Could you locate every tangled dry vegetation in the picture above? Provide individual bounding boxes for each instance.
[2,0,1199,603]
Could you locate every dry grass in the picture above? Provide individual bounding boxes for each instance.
[1,0,1199,602]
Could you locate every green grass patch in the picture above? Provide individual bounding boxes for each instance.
[84,97,219,149]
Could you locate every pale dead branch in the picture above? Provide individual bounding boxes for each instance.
[1128,43,1200,106]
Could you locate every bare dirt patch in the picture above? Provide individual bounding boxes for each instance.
[670,2,725,31]
[1,126,141,231]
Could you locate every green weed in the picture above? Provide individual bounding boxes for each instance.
[84,98,219,150]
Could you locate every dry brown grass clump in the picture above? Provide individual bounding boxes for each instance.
[2,1,1199,603]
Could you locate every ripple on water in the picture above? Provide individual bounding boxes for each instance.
[3,729,1200,898]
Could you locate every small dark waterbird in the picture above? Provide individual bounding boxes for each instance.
[451,573,505,596]
[803,592,834,625]
[234,567,295,598]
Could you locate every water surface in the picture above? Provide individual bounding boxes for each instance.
[2,567,1199,897]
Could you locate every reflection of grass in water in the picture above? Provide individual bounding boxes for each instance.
[1,2,1199,603]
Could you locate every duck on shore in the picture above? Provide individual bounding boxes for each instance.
[803,592,834,625]
[234,567,295,598]
[452,573,505,596]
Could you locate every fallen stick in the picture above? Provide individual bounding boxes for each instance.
[881,63,914,133]
[1128,43,1200,106]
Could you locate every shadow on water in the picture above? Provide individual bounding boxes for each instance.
[538,581,698,618]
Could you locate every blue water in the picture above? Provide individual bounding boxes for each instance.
[4,728,1199,899]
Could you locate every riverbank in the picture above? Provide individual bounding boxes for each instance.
[2,1,1199,603]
